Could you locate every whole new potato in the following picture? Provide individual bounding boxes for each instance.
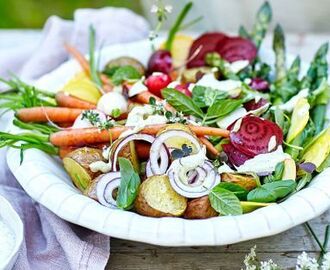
[184,196,218,219]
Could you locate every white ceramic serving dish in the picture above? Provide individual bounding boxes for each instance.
[6,39,330,246]
[0,196,23,270]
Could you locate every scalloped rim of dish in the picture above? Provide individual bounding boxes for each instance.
[6,39,330,246]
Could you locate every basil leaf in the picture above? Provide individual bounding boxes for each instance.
[116,157,141,209]
[208,186,243,215]
[192,85,227,108]
[111,66,141,85]
[162,88,204,118]
[215,182,248,200]
[247,180,296,203]
[205,99,242,122]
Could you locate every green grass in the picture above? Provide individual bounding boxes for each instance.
[0,0,142,28]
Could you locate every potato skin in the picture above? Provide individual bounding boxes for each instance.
[221,173,257,191]
[135,175,187,217]
[184,196,218,219]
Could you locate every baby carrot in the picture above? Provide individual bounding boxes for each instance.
[199,137,220,156]
[16,107,83,123]
[56,92,96,109]
[64,44,90,76]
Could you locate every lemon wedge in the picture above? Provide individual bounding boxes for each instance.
[61,72,101,104]
[160,34,194,68]
[286,98,310,143]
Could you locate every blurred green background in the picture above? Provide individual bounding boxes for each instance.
[0,0,142,28]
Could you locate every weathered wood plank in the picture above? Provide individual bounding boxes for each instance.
[106,210,330,269]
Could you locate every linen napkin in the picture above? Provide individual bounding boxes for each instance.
[0,7,149,270]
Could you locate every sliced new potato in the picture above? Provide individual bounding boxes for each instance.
[301,126,330,169]
[160,34,194,68]
[286,98,310,143]
[184,196,218,219]
[282,158,297,181]
[182,67,214,83]
[157,123,200,154]
[221,173,259,191]
[104,56,145,75]
[135,175,187,217]
[241,201,273,213]
[61,72,101,104]
[63,147,105,192]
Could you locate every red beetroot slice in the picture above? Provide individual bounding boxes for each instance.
[228,115,283,156]
[222,143,253,167]
[187,32,228,68]
[250,77,270,92]
[243,98,269,111]
[216,37,257,63]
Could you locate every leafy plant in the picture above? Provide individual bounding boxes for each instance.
[192,85,227,108]
[214,182,248,200]
[116,158,141,209]
[209,185,243,215]
[247,180,296,202]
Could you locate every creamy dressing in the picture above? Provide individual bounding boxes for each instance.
[216,107,247,129]
[226,60,249,74]
[195,73,242,92]
[0,218,15,262]
[89,160,112,173]
[97,92,128,115]
[236,146,290,174]
[128,77,148,97]
[277,88,309,112]
[121,105,168,138]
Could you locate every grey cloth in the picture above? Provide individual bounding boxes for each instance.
[0,7,149,270]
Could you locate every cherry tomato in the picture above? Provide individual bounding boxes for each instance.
[145,72,172,97]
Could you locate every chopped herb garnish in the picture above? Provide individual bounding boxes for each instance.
[81,110,115,130]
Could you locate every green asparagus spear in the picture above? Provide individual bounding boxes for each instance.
[251,1,272,49]
[239,25,250,39]
[287,56,301,82]
[301,42,329,90]
[273,24,286,82]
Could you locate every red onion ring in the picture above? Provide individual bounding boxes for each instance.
[150,130,201,175]
[111,133,169,172]
[96,172,121,208]
[145,160,153,178]
[167,160,220,198]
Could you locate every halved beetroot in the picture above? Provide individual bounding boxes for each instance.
[216,37,257,63]
[222,143,253,167]
[244,98,269,111]
[228,115,283,157]
[187,32,228,68]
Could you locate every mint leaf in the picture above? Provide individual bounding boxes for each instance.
[209,186,242,215]
[111,66,141,85]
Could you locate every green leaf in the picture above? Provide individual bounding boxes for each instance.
[111,66,141,86]
[214,182,248,200]
[238,25,250,39]
[111,108,121,118]
[192,85,227,108]
[208,186,243,215]
[205,99,242,123]
[162,88,204,118]
[116,158,141,209]
[247,180,296,203]
[88,25,102,87]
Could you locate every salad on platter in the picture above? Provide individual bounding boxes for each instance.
[1,1,330,219]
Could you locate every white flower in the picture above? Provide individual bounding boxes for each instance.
[321,252,330,270]
[243,246,259,270]
[150,4,159,13]
[164,5,173,13]
[148,31,158,40]
[296,252,319,270]
[260,259,280,270]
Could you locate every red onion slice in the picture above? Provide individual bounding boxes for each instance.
[167,160,220,198]
[96,172,121,208]
[150,130,201,175]
[111,133,169,173]
[145,160,153,178]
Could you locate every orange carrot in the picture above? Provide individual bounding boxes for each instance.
[64,44,90,76]
[56,92,96,109]
[132,91,175,112]
[16,107,83,123]
[199,137,219,156]
[50,124,229,147]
